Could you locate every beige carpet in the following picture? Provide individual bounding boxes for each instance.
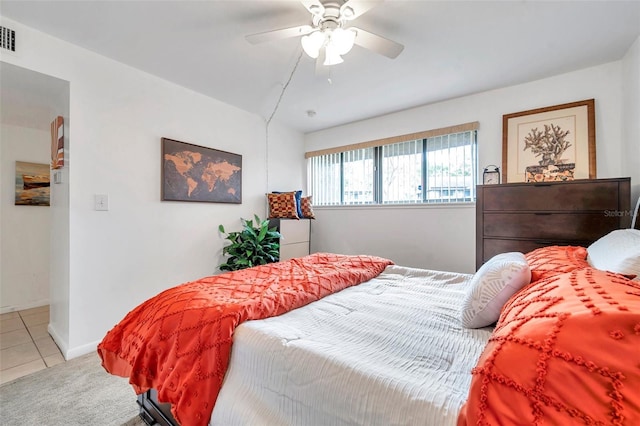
[0,352,144,425]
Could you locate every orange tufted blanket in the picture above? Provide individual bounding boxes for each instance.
[458,267,640,425]
[97,253,393,426]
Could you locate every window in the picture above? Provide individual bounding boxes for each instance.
[308,124,477,206]
[343,148,375,205]
[382,140,422,204]
[424,131,476,202]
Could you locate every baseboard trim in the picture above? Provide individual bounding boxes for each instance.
[66,340,100,360]
[48,324,100,360]
[0,299,50,315]
[47,323,69,359]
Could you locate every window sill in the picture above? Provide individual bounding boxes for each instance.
[313,202,476,211]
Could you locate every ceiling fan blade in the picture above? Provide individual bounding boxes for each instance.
[351,27,404,59]
[300,0,325,17]
[246,25,313,44]
[341,0,383,20]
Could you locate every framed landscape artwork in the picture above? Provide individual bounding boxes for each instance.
[502,99,596,183]
[161,138,242,204]
[15,161,50,206]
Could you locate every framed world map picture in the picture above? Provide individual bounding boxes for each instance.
[162,138,242,204]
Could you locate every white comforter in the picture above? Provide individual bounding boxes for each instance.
[210,265,493,426]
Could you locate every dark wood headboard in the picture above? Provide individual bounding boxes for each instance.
[476,177,631,270]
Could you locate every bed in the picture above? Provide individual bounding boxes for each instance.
[210,265,491,426]
[98,223,640,425]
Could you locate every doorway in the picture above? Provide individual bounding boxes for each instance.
[0,62,70,360]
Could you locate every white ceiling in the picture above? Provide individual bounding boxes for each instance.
[1,0,639,134]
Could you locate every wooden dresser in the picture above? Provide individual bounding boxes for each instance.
[268,218,311,261]
[476,177,631,269]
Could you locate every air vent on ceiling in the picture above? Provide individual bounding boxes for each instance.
[1,26,16,53]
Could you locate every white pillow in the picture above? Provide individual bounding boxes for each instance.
[461,252,531,328]
[587,229,640,280]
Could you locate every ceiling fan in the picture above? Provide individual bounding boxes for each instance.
[245,0,404,69]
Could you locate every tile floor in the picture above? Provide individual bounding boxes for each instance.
[0,305,65,385]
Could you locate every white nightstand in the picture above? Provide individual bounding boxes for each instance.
[268,218,311,261]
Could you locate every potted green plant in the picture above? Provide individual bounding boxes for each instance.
[218,214,281,271]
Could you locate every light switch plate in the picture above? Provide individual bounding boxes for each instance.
[94,194,108,211]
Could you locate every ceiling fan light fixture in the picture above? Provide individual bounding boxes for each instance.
[323,44,344,66]
[330,27,356,55]
[301,30,325,59]
[246,1,405,70]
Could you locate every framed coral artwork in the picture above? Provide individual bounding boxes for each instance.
[502,99,595,183]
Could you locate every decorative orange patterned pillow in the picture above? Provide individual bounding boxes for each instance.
[525,245,590,282]
[458,268,640,426]
[267,192,299,219]
[300,196,315,219]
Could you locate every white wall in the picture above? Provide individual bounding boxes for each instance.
[621,35,640,211]
[266,123,308,198]
[0,125,51,311]
[305,61,626,273]
[1,17,305,358]
[50,112,70,347]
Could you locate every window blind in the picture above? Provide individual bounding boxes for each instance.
[305,121,479,159]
